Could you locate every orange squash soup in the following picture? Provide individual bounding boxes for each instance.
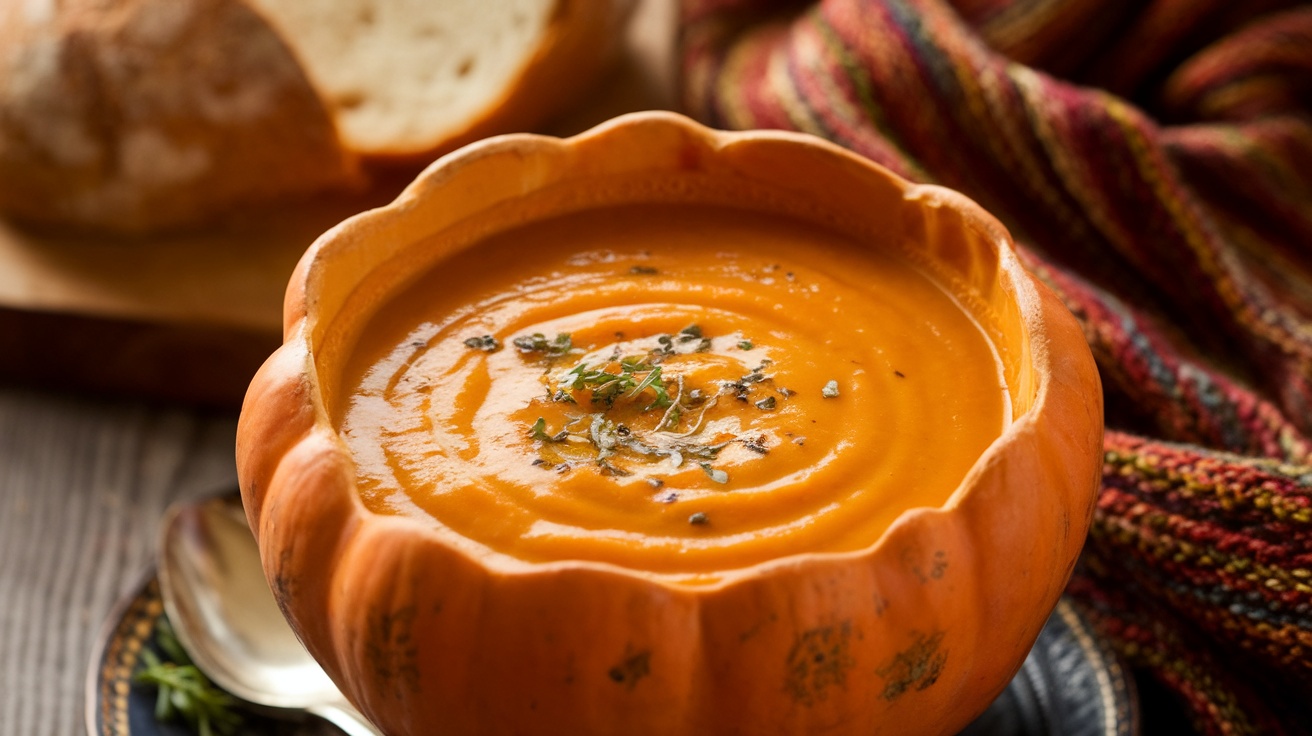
[336,202,1009,580]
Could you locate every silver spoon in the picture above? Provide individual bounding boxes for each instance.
[158,493,382,736]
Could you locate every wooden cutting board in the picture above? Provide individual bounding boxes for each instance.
[0,0,677,407]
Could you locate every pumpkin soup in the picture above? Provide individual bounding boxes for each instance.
[337,202,1008,578]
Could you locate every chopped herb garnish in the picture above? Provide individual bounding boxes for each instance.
[629,265,659,275]
[512,332,572,357]
[822,380,840,398]
[737,340,753,350]
[525,329,785,481]
[561,359,671,409]
[700,462,729,484]
[656,403,682,432]
[463,335,500,352]
[689,512,709,525]
[626,361,672,408]
[654,334,675,356]
[726,380,750,402]
[589,414,621,460]
[529,417,569,443]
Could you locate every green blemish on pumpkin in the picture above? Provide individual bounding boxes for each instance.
[784,621,855,706]
[876,630,946,701]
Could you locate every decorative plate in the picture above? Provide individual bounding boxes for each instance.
[87,572,1137,735]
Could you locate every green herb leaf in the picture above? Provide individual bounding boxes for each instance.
[737,340,753,350]
[589,414,620,460]
[678,324,703,342]
[656,404,681,432]
[561,359,671,409]
[512,332,572,357]
[462,335,500,352]
[700,462,729,484]
[629,366,672,409]
[530,417,568,443]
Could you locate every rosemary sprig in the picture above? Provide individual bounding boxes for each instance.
[134,618,242,736]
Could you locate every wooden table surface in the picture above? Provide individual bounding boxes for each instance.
[0,2,677,733]
[0,389,239,734]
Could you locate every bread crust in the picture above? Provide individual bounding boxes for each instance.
[0,0,360,233]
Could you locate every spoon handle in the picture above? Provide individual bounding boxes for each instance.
[308,700,385,736]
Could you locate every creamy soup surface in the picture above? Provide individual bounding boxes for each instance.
[337,203,1009,579]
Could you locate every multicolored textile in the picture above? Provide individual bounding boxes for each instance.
[679,1,1312,732]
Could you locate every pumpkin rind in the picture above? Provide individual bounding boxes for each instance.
[236,112,1103,735]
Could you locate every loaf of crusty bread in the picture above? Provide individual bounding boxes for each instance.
[0,0,620,233]
[0,0,359,233]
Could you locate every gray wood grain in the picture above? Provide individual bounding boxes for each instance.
[0,387,239,736]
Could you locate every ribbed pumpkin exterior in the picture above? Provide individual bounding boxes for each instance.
[236,112,1103,736]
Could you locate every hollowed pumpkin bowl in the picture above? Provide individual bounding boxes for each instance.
[236,111,1103,736]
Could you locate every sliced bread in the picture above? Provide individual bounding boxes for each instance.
[245,0,622,162]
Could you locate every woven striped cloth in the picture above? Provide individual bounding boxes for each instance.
[680,1,1312,733]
